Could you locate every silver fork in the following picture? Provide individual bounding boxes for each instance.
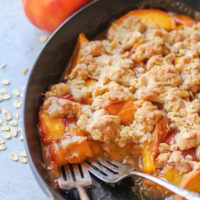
[87,156,200,200]
[58,163,91,200]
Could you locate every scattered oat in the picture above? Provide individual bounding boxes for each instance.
[1,79,10,85]
[13,100,22,109]
[12,88,20,96]
[19,156,27,164]
[10,127,18,137]
[2,93,11,100]
[9,120,18,126]
[1,108,6,114]
[0,64,6,69]
[0,139,5,144]
[2,132,11,140]
[20,92,24,98]
[20,133,24,141]
[14,112,20,120]
[3,111,12,121]
[39,34,48,42]
[9,153,18,161]
[20,150,27,157]
[0,88,7,94]
[0,144,6,151]
[0,120,3,126]
[1,125,10,131]
[21,67,29,75]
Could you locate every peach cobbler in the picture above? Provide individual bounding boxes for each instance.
[39,9,200,197]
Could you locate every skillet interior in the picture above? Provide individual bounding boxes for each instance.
[24,0,200,199]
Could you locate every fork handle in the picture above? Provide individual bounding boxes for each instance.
[131,171,200,200]
[76,186,90,200]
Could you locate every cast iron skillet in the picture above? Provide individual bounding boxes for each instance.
[23,0,200,199]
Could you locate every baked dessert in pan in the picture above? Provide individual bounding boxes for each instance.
[38,8,200,199]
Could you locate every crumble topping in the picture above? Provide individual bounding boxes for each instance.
[39,10,200,190]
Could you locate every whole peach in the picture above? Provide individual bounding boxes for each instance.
[22,0,90,32]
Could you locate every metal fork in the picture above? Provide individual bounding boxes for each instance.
[87,156,200,200]
[58,163,91,200]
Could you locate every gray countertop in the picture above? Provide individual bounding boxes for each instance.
[0,1,48,199]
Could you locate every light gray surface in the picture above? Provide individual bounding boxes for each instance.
[0,1,48,199]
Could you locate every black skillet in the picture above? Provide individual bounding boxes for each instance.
[23,0,200,199]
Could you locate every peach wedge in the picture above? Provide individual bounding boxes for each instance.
[114,9,175,30]
[39,111,65,144]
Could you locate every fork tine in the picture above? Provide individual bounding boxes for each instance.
[65,164,74,182]
[97,157,119,173]
[81,162,92,184]
[87,160,116,176]
[58,163,92,189]
[57,172,66,189]
[88,163,112,183]
[89,157,200,200]
[103,156,129,169]
[72,164,82,181]
[58,164,75,189]
[104,159,121,167]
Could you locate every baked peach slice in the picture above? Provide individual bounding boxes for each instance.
[104,102,126,115]
[142,148,156,173]
[114,9,175,30]
[182,148,198,161]
[39,111,65,144]
[67,33,88,74]
[69,124,102,157]
[49,136,93,165]
[163,167,183,186]
[81,79,97,105]
[102,143,132,162]
[85,79,97,87]
[119,101,136,125]
[61,94,75,102]
[165,129,177,145]
[48,119,102,166]
[152,116,169,157]
[104,100,135,125]
[175,170,200,200]
[89,141,102,157]
[170,13,196,27]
